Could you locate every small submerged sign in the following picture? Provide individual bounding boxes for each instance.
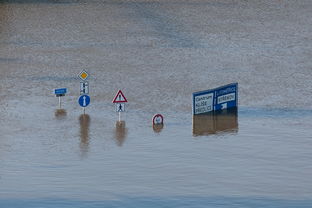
[193,83,238,115]
[54,88,67,109]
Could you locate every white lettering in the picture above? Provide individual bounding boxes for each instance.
[217,93,235,104]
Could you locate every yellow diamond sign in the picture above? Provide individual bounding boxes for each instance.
[78,70,89,81]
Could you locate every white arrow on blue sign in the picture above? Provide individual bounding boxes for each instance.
[78,95,90,107]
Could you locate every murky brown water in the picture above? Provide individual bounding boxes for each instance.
[0,0,312,207]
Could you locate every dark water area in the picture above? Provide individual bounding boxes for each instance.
[0,0,312,207]
[1,197,312,208]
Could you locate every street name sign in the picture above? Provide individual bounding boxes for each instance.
[193,83,238,115]
[54,88,67,97]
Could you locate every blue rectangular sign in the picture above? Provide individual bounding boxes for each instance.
[193,83,238,115]
[54,88,67,95]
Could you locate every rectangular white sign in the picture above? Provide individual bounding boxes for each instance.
[194,93,214,114]
[80,82,89,95]
[116,103,125,112]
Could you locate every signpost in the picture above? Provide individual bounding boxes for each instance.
[78,70,90,114]
[192,83,238,115]
[112,90,127,122]
[54,88,67,109]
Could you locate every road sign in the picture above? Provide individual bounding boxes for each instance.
[78,70,89,81]
[152,114,164,125]
[214,83,237,111]
[193,92,214,114]
[54,88,67,97]
[116,103,125,112]
[80,82,89,95]
[78,95,90,107]
[112,90,127,103]
[193,83,238,115]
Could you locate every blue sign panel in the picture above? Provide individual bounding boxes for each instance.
[55,88,67,95]
[193,83,238,115]
[78,95,90,107]
[214,83,238,111]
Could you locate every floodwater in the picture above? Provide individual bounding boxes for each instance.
[0,0,312,207]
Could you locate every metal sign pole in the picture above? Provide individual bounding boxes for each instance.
[83,107,85,115]
[118,111,121,122]
[59,96,61,109]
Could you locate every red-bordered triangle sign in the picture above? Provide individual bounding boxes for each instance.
[112,90,127,103]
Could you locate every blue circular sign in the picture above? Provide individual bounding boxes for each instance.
[78,95,90,107]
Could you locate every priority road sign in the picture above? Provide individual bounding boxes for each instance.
[78,70,89,81]
[112,90,127,103]
[78,95,90,107]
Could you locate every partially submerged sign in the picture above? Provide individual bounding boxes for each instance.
[152,114,164,125]
[193,83,238,115]
[54,88,67,97]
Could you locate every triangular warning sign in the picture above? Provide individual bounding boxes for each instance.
[112,90,127,103]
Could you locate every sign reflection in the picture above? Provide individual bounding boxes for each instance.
[79,114,90,156]
[193,107,238,136]
[114,121,128,146]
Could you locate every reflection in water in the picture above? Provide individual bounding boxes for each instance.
[54,109,67,119]
[79,114,90,157]
[153,124,164,133]
[0,4,9,39]
[114,121,128,146]
[193,107,238,136]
